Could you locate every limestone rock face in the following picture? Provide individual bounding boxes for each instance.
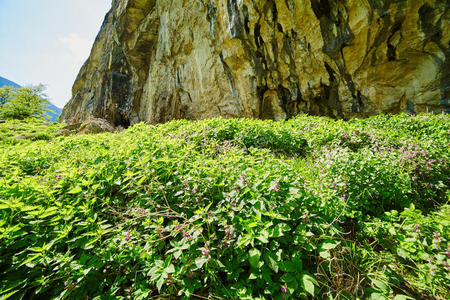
[60,0,450,125]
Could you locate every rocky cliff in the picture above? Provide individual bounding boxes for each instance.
[60,0,449,126]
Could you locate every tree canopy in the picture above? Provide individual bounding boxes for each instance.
[0,85,51,120]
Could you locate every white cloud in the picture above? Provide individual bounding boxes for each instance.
[59,33,93,64]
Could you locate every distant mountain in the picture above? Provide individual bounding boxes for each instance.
[0,76,21,89]
[45,104,63,122]
[0,76,62,121]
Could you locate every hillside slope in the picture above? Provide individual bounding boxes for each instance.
[0,114,448,299]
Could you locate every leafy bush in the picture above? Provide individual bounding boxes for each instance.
[362,204,450,298]
[0,114,448,299]
[0,85,51,120]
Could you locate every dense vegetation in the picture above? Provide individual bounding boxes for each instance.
[0,85,52,120]
[0,114,448,299]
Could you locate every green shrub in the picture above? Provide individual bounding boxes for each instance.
[0,114,448,299]
[0,85,51,120]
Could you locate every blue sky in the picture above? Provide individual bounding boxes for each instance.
[0,0,111,108]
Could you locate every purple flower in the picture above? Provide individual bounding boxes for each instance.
[281,286,287,293]
[433,232,442,241]
[182,231,191,240]
[125,232,131,240]
[271,182,280,192]
[192,189,197,194]
[202,248,210,255]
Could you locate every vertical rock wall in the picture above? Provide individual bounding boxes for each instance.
[60,0,450,126]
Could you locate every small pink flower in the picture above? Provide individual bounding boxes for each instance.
[281,286,287,293]
[202,248,210,255]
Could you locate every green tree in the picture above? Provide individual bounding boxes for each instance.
[0,86,11,107]
[0,85,51,120]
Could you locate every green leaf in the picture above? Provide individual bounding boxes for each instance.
[261,266,273,283]
[286,278,299,293]
[264,252,279,273]
[195,257,209,269]
[0,289,20,300]
[301,273,316,296]
[371,278,391,294]
[280,273,296,283]
[320,239,339,250]
[156,276,165,292]
[396,248,407,259]
[165,264,175,274]
[269,223,291,238]
[256,229,269,243]
[248,248,261,269]
[292,255,303,271]
[319,249,331,259]
[393,295,414,300]
[371,292,388,300]
[68,186,83,194]
[278,261,296,272]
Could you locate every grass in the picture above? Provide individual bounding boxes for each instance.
[0,114,448,299]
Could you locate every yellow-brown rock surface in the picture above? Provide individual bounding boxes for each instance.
[60,0,449,126]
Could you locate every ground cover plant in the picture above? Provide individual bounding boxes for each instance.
[0,114,448,299]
